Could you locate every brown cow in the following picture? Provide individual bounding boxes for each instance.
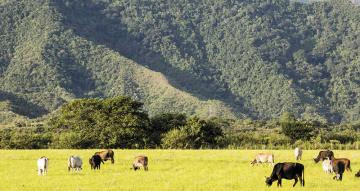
[330,156,351,172]
[132,155,148,171]
[95,149,114,164]
[332,160,345,181]
[314,150,334,163]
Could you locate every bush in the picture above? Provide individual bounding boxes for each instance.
[161,117,224,149]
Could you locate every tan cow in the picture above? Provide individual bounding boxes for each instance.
[94,149,114,164]
[251,153,274,166]
[132,155,148,171]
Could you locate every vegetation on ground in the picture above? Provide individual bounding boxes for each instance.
[0,150,359,191]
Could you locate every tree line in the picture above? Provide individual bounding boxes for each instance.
[0,96,359,149]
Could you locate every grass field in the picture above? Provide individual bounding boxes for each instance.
[0,150,359,191]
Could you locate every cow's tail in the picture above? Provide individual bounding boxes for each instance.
[302,167,305,186]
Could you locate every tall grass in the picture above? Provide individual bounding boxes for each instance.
[0,150,358,190]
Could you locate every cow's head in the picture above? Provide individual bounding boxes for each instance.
[250,159,256,166]
[265,177,273,186]
[355,170,360,177]
[314,157,320,163]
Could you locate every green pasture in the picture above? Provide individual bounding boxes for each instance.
[0,150,359,191]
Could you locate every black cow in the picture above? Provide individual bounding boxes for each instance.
[265,162,305,187]
[89,155,103,170]
[355,170,360,177]
[314,150,334,163]
[332,160,345,181]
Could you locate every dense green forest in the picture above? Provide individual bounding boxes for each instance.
[0,0,359,124]
[1,96,359,149]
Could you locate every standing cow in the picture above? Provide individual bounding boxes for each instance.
[322,158,333,174]
[68,155,83,172]
[37,156,49,176]
[89,155,103,170]
[314,150,334,163]
[332,160,345,181]
[95,149,114,164]
[265,162,305,187]
[132,155,149,171]
[330,156,351,172]
[251,153,274,166]
[294,147,302,161]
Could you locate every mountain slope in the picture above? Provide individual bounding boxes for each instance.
[0,0,359,122]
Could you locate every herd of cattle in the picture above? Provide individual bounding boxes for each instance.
[37,148,360,187]
[37,149,148,175]
[251,148,360,187]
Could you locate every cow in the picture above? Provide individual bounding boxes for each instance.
[251,153,274,166]
[132,155,148,171]
[68,155,83,172]
[322,158,333,174]
[355,170,360,177]
[294,147,302,161]
[330,156,351,172]
[89,155,103,170]
[332,160,345,181]
[265,162,305,187]
[37,156,49,176]
[95,149,114,164]
[314,150,334,163]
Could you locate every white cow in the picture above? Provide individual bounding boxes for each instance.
[294,147,302,161]
[322,158,333,174]
[37,156,49,175]
[68,155,83,172]
[251,153,274,166]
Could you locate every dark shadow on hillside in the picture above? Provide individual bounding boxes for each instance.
[51,0,254,117]
[0,91,48,118]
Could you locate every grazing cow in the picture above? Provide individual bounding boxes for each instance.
[314,150,334,163]
[265,162,305,187]
[95,149,114,164]
[355,170,360,177]
[294,147,302,161]
[332,160,345,181]
[89,155,103,170]
[37,156,49,176]
[322,158,333,174]
[68,155,83,172]
[251,153,274,166]
[132,155,148,171]
[330,156,351,172]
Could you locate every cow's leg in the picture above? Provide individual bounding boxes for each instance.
[144,166,148,171]
[38,169,41,175]
[277,178,282,187]
[293,177,298,187]
[111,157,114,164]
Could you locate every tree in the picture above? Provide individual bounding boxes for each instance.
[149,113,187,146]
[161,116,224,149]
[281,120,314,142]
[49,96,150,148]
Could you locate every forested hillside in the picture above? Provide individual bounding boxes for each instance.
[0,0,359,123]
